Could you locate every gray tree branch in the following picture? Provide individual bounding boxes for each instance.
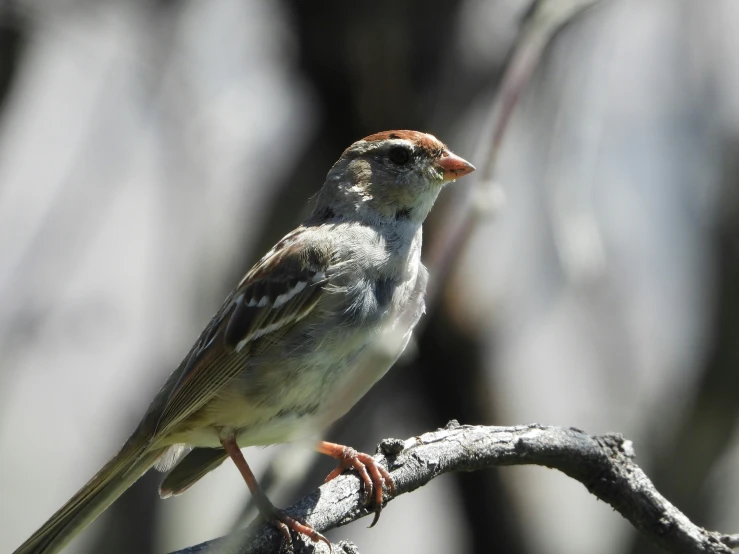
[170,422,739,554]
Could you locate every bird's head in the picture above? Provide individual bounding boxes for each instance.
[314,130,475,225]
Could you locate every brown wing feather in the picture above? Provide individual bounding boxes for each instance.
[152,230,331,436]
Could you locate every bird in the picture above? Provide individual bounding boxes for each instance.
[13,130,475,553]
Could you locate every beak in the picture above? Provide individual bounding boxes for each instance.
[437,150,475,182]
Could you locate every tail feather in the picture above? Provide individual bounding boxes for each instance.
[13,444,165,554]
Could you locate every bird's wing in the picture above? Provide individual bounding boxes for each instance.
[152,227,332,437]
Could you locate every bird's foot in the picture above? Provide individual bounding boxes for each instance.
[319,442,395,527]
[262,504,331,552]
[220,436,331,551]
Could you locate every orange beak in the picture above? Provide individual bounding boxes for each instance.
[437,151,475,182]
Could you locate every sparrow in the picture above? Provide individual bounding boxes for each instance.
[13,130,475,553]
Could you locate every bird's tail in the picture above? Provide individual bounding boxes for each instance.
[13,440,166,554]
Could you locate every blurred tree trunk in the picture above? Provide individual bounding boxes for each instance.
[627,128,739,554]
[0,9,25,117]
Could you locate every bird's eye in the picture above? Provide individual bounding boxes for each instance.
[388,146,411,165]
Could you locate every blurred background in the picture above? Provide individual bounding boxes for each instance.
[1,0,739,553]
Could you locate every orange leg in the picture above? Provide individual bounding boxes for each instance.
[221,437,330,549]
[317,440,395,527]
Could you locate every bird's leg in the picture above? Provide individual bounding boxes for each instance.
[220,437,330,549]
[317,440,395,527]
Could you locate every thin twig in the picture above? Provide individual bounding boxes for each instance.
[426,0,605,307]
[170,423,739,554]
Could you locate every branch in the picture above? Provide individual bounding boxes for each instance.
[170,423,739,554]
[426,0,605,307]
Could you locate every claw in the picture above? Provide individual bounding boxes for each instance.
[267,507,331,551]
[318,442,395,526]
